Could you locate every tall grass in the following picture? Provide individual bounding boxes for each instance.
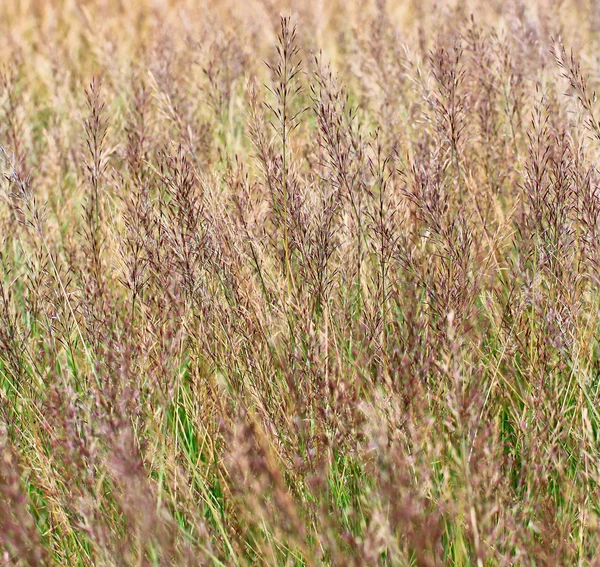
[1,0,600,565]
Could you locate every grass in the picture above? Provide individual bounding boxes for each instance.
[2,0,600,565]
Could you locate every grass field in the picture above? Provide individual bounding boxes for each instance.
[2,0,600,564]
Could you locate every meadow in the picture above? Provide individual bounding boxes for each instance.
[1,0,600,564]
